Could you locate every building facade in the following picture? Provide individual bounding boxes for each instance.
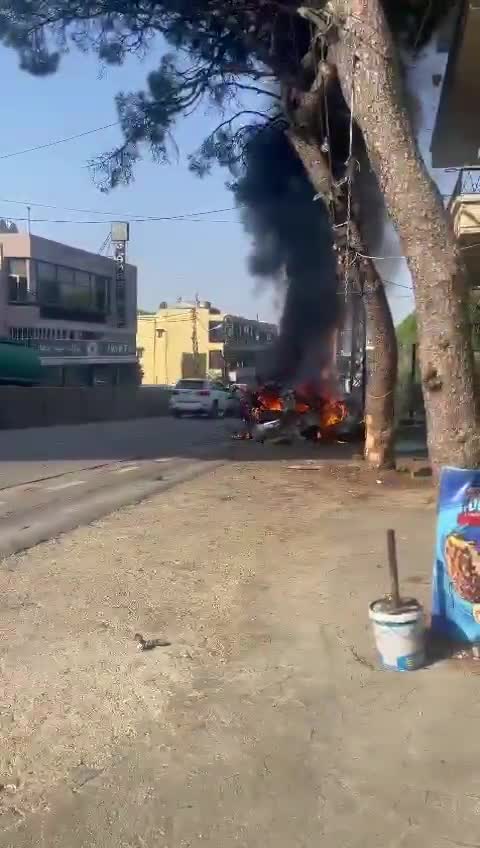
[137,302,277,385]
[429,3,480,354]
[431,1,480,169]
[0,233,138,385]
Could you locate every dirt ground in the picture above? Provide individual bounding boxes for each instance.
[0,447,478,847]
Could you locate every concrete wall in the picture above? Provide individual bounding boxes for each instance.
[0,385,171,430]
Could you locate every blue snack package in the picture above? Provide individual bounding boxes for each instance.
[431,467,480,643]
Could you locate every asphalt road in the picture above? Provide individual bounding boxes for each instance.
[0,416,233,557]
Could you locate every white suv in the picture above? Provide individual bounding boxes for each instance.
[169,379,231,418]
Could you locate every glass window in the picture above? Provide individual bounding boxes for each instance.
[74,270,91,287]
[37,262,59,305]
[94,276,109,312]
[209,350,224,370]
[37,261,56,280]
[8,275,27,302]
[176,379,207,390]
[57,266,75,284]
[209,320,225,343]
[7,258,29,303]
[8,259,27,276]
[36,262,111,321]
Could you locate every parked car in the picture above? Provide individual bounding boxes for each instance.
[169,378,235,418]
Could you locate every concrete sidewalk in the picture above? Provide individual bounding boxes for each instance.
[0,457,476,847]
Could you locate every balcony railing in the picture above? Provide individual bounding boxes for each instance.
[448,168,480,210]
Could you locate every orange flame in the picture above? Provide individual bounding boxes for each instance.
[254,382,347,437]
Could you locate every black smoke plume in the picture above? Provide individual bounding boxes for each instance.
[233,125,340,385]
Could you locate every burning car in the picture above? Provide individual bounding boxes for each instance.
[237,381,362,444]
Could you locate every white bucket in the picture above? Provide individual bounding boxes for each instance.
[369,599,426,671]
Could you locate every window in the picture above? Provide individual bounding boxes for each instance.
[7,258,29,304]
[57,266,75,284]
[37,261,59,305]
[94,276,109,312]
[176,379,207,390]
[75,270,91,287]
[209,320,224,343]
[209,349,224,370]
[36,260,111,322]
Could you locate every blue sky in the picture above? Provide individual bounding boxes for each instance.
[0,44,276,320]
[0,37,452,326]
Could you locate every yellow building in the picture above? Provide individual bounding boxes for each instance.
[136,301,277,386]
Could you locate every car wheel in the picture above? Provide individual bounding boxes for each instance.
[172,410,182,418]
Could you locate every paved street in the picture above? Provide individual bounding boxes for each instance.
[0,417,232,557]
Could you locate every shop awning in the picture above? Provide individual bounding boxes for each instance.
[0,340,42,385]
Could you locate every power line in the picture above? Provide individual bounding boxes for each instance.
[358,240,480,260]
[0,196,239,220]
[0,122,119,161]
[0,213,239,226]
[356,251,405,261]
[382,278,413,291]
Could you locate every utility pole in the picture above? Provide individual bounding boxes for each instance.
[191,293,200,376]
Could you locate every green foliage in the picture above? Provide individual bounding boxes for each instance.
[396,312,417,347]
[0,1,455,190]
[396,305,480,352]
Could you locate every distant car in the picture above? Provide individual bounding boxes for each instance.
[169,378,234,418]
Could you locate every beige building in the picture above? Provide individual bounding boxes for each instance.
[0,232,137,385]
[137,301,277,385]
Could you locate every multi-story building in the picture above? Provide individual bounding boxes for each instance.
[431,2,480,350]
[431,1,480,170]
[0,233,138,385]
[137,301,277,385]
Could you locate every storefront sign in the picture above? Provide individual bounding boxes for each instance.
[32,339,136,358]
[100,341,135,356]
[113,241,127,328]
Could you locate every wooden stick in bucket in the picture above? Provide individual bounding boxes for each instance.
[387,528,401,609]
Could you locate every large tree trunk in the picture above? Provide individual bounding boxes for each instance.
[324,0,480,470]
[363,261,397,468]
[289,129,397,467]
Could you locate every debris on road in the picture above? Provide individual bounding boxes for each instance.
[134,633,171,651]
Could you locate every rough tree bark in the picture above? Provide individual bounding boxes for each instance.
[320,0,480,470]
[288,129,397,467]
[362,259,397,468]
